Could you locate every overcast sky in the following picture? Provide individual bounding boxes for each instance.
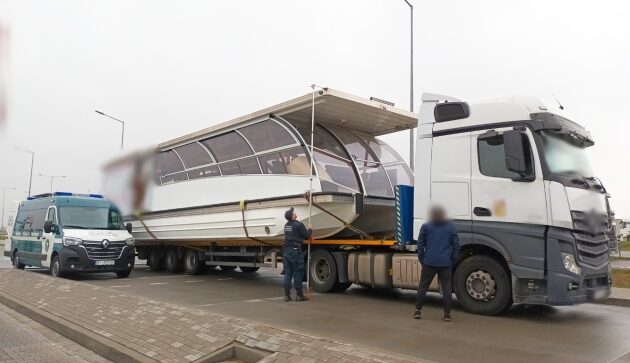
[0,0,629,221]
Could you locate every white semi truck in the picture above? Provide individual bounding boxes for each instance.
[110,89,611,315]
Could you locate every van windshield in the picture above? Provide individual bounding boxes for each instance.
[59,207,125,230]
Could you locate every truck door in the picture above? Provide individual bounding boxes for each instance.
[42,206,58,268]
[470,127,547,272]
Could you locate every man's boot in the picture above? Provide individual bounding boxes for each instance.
[284,295,292,302]
[296,292,309,302]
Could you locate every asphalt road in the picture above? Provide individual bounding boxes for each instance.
[2,257,630,363]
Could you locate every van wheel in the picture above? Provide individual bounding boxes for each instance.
[147,250,163,272]
[454,255,512,315]
[50,255,64,278]
[183,249,205,275]
[239,266,260,273]
[164,249,183,273]
[12,252,25,270]
[309,249,338,293]
[116,269,132,278]
[220,265,237,272]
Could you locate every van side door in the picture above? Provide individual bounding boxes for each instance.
[42,206,58,268]
[470,127,547,274]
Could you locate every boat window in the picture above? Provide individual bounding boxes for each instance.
[312,150,360,193]
[188,165,221,179]
[329,127,393,197]
[156,150,186,178]
[200,131,253,162]
[358,135,413,186]
[291,121,348,159]
[220,157,261,176]
[281,148,310,176]
[239,120,296,152]
[383,163,413,186]
[174,142,213,168]
[258,152,287,174]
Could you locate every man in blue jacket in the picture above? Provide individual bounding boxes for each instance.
[283,207,312,302]
[413,205,460,321]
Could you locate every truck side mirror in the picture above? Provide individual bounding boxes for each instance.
[43,221,54,234]
[503,130,529,176]
[126,223,133,234]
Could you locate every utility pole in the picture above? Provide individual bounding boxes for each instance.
[16,148,35,197]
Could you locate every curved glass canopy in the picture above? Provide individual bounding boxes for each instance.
[154,117,413,199]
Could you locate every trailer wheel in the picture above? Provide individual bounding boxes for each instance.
[164,249,183,273]
[148,250,163,272]
[239,266,260,273]
[183,249,204,275]
[309,249,338,293]
[220,265,237,272]
[454,254,512,315]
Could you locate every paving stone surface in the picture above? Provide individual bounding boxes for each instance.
[0,301,111,363]
[0,270,419,362]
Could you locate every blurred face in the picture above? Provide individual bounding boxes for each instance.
[292,212,298,220]
[429,207,446,223]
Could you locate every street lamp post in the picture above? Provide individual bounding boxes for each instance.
[1,187,15,231]
[16,148,35,197]
[38,174,66,193]
[95,110,125,149]
[402,0,415,171]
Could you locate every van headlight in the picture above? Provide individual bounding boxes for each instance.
[561,252,581,275]
[125,237,135,246]
[63,237,83,246]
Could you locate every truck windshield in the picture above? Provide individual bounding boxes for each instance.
[59,207,125,230]
[540,131,594,178]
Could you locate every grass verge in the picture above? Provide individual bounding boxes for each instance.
[612,269,630,288]
[620,240,630,252]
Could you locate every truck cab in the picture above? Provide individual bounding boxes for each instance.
[5,192,136,278]
[415,94,611,314]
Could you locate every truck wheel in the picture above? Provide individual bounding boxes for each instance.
[183,249,204,275]
[239,266,260,273]
[309,249,338,293]
[50,255,64,278]
[454,255,512,315]
[116,269,132,278]
[148,250,163,272]
[164,249,183,273]
[220,265,237,271]
[12,252,25,270]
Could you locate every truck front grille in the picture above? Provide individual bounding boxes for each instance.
[571,210,610,267]
[574,232,609,267]
[82,240,126,260]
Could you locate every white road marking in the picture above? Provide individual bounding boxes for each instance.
[266,296,285,301]
[185,280,203,283]
[110,285,131,288]
[149,282,168,286]
[244,299,264,303]
[217,278,234,281]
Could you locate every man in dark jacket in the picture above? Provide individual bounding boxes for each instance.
[413,205,460,321]
[282,207,312,302]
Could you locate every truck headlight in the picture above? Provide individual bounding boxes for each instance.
[125,237,135,246]
[561,252,581,275]
[63,237,83,246]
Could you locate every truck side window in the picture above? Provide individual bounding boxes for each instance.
[478,134,534,179]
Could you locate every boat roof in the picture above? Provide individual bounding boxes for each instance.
[160,88,418,149]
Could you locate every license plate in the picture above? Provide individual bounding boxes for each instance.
[95,260,115,266]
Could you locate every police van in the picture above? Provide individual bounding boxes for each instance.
[4,192,135,278]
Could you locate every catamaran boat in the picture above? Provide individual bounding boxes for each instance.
[103,88,415,243]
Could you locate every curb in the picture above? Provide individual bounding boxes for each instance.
[0,290,157,363]
[599,298,630,308]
